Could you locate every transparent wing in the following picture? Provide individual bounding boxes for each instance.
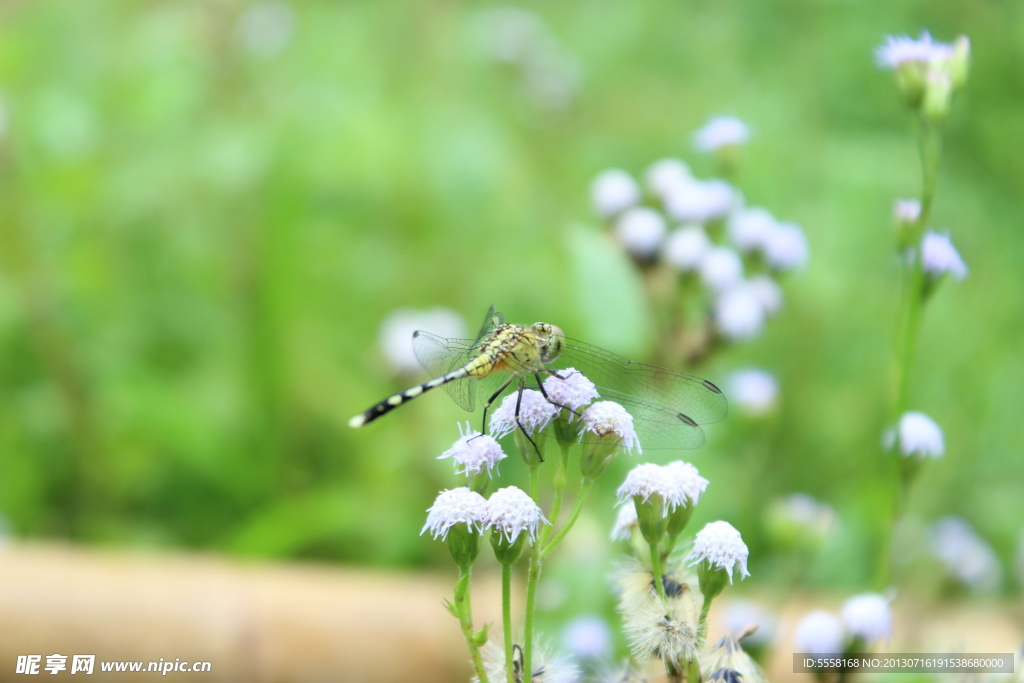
[474,305,505,344]
[547,338,729,450]
[411,331,479,412]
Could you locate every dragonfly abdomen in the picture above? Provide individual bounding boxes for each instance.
[348,366,471,428]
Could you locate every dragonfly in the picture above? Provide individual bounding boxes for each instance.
[349,306,728,451]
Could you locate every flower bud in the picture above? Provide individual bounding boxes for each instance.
[484,486,547,565]
[688,521,750,601]
[923,70,953,123]
[421,488,488,569]
[579,401,641,480]
[950,35,971,91]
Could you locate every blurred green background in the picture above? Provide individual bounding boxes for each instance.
[0,0,1021,602]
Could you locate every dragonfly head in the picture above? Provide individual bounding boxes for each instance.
[530,322,565,362]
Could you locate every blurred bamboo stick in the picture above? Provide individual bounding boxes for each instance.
[0,542,509,682]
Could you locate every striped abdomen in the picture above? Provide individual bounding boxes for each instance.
[348,367,471,428]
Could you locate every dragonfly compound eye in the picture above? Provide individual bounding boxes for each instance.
[533,323,564,362]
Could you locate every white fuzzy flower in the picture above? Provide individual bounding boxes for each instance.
[664,225,711,272]
[236,1,296,58]
[614,207,667,260]
[794,610,843,654]
[484,486,548,544]
[475,640,579,683]
[665,179,737,224]
[616,463,686,513]
[581,401,642,454]
[421,487,488,540]
[438,422,507,476]
[645,158,693,199]
[728,206,777,253]
[714,284,766,342]
[929,516,1002,593]
[889,411,945,458]
[694,116,750,152]
[700,246,744,293]
[543,368,600,414]
[727,368,779,416]
[689,521,750,583]
[379,307,467,374]
[747,274,784,316]
[893,198,922,225]
[562,615,612,660]
[490,389,559,438]
[876,31,953,70]
[763,221,809,271]
[663,461,708,507]
[921,231,968,280]
[623,585,701,667]
[610,503,639,542]
[591,168,641,218]
[841,593,892,643]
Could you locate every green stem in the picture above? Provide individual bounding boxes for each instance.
[650,542,668,604]
[541,445,570,544]
[698,595,713,644]
[540,479,594,558]
[687,656,702,683]
[502,563,514,683]
[523,466,541,683]
[455,566,489,683]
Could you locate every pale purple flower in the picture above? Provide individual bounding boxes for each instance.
[614,207,667,259]
[664,225,712,272]
[421,487,488,540]
[694,116,750,152]
[580,401,641,454]
[438,422,507,476]
[700,246,744,292]
[727,368,779,416]
[688,521,750,583]
[921,231,968,280]
[841,593,892,643]
[490,389,559,438]
[876,31,953,70]
[728,206,777,253]
[794,610,843,654]
[592,168,641,218]
[543,368,600,415]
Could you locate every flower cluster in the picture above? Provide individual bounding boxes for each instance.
[589,122,808,361]
[794,593,893,656]
[876,31,970,118]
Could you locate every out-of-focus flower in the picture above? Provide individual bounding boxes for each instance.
[721,599,776,648]
[714,284,766,342]
[747,275,784,316]
[875,31,953,70]
[645,158,693,199]
[929,516,1002,593]
[841,593,892,644]
[237,1,296,58]
[694,116,750,153]
[700,247,745,293]
[438,422,507,477]
[728,207,777,253]
[886,411,944,458]
[379,307,467,375]
[921,231,968,280]
[421,488,488,540]
[664,225,711,273]
[591,169,641,218]
[522,47,582,110]
[767,493,838,548]
[794,610,843,655]
[562,615,613,660]
[763,222,809,271]
[614,207,667,261]
[475,640,580,683]
[893,199,922,226]
[727,368,779,416]
[490,389,559,438]
[665,179,737,224]
[484,486,547,545]
[610,503,639,542]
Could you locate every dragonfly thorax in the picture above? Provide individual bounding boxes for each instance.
[530,322,565,363]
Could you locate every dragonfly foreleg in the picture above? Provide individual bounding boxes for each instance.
[514,378,544,462]
[479,375,517,438]
[535,371,582,420]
